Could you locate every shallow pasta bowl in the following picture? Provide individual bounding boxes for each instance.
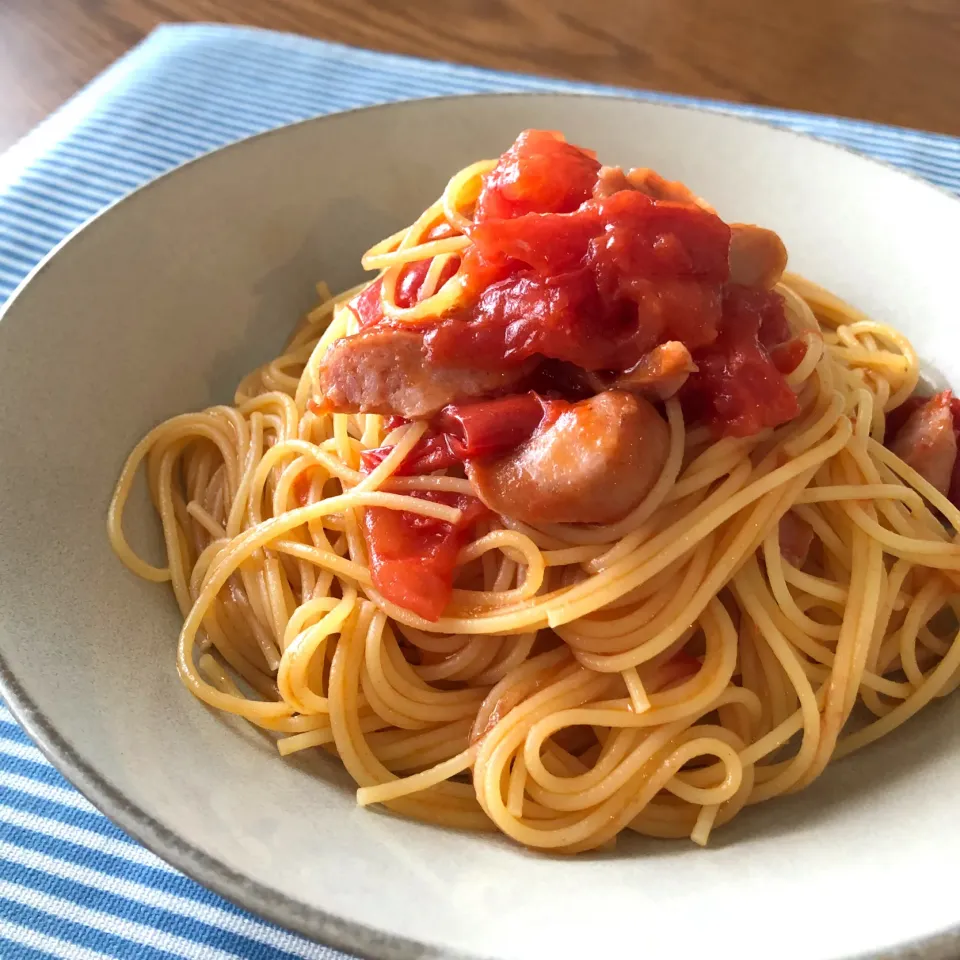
[0,93,958,960]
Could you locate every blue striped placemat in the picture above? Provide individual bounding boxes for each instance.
[0,21,957,960]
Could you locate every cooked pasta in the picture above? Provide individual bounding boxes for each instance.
[108,131,960,852]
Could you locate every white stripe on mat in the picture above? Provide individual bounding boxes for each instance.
[0,805,173,870]
[0,919,112,960]
[0,879,245,960]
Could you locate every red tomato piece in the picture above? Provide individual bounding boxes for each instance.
[339,133,801,442]
[350,276,385,329]
[395,259,434,308]
[361,393,553,476]
[684,286,800,437]
[395,257,461,308]
[475,130,601,221]
[292,470,315,507]
[770,337,809,375]
[467,209,602,274]
[591,193,730,284]
[362,492,488,621]
[426,267,641,371]
[435,393,550,458]
[615,276,724,352]
[360,436,460,476]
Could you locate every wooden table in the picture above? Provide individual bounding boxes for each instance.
[1,0,957,152]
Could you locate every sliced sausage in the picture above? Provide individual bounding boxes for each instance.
[592,166,633,200]
[890,391,958,496]
[626,168,713,209]
[316,327,533,419]
[466,390,670,525]
[728,224,788,289]
[779,510,815,568]
[608,341,697,400]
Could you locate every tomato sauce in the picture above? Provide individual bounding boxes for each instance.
[349,129,797,438]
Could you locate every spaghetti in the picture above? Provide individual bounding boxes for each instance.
[108,132,960,852]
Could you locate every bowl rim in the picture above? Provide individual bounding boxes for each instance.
[1,90,958,960]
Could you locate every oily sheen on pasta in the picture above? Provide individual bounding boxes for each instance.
[109,131,960,853]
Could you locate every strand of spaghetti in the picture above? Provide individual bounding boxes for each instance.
[379,264,465,323]
[665,438,757,504]
[156,441,194,614]
[784,332,825,387]
[828,345,909,372]
[361,236,470,270]
[762,531,839,642]
[441,158,495,231]
[384,475,476,495]
[867,438,960,531]
[569,472,817,671]
[354,421,428,492]
[108,414,243,580]
[528,603,737,787]
[542,423,850,630]
[897,578,948,689]
[364,625,487,722]
[186,501,226,540]
[176,492,465,716]
[843,503,960,563]
[361,226,408,262]
[836,624,960,757]
[797,484,925,507]
[294,299,353,414]
[730,556,823,801]
[804,519,883,785]
[782,389,845,457]
[661,736,743,806]
[269,540,372,586]
[621,668,650,714]
[357,747,477,806]
[781,564,847,603]
[277,713,387,756]
[277,587,357,714]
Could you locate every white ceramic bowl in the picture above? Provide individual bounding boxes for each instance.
[1,94,959,960]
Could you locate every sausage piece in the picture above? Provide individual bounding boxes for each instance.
[890,391,958,496]
[607,341,697,400]
[779,510,815,568]
[728,224,788,289]
[316,327,533,419]
[466,390,670,525]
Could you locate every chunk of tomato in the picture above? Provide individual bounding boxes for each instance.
[684,286,800,437]
[475,130,601,221]
[362,492,488,622]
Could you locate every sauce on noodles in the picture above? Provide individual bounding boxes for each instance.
[109,130,960,852]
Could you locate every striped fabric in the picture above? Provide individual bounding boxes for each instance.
[0,21,956,959]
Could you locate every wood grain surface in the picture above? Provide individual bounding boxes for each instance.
[0,0,957,152]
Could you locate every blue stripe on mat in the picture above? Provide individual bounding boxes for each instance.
[0,20,957,960]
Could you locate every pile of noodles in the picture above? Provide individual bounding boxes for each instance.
[109,159,960,852]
